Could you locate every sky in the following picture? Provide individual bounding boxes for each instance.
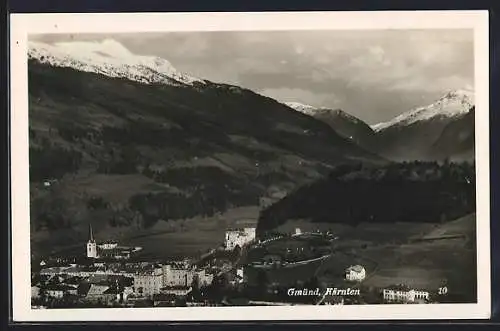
[31,30,474,125]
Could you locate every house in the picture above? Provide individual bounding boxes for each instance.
[62,276,85,289]
[87,274,109,285]
[382,285,429,303]
[31,285,41,299]
[152,293,177,306]
[160,285,192,297]
[45,285,74,299]
[236,267,245,284]
[123,293,152,307]
[83,284,117,305]
[345,265,366,282]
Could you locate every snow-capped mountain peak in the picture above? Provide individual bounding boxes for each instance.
[371,89,475,132]
[28,40,204,86]
[284,101,362,124]
[284,102,320,116]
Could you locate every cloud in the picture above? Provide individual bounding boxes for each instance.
[32,29,474,123]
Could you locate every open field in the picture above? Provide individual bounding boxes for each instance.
[274,219,437,245]
[358,214,477,301]
[246,213,476,302]
[33,206,260,261]
[245,257,326,286]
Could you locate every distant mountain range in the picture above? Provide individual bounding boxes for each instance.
[284,102,378,152]
[371,89,474,132]
[371,89,475,161]
[284,89,475,161]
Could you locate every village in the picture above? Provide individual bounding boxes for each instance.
[31,224,438,308]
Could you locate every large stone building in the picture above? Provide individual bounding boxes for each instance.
[133,265,163,297]
[162,262,214,288]
[225,227,256,250]
[162,263,196,287]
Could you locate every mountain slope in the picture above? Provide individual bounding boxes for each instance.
[284,102,378,152]
[27,41,383,245]
[430,107,475,161]
[372,89,474,132]
[371,90,475,160]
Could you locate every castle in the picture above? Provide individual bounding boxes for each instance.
[224,227,256,251]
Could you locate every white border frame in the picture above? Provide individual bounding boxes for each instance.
[10,11,490,322]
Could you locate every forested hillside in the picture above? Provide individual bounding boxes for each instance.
[257,161,475,234]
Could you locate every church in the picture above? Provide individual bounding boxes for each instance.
[86,224,140,260]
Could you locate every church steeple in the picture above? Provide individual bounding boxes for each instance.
[87,223,98,258]
[89,223,95,243]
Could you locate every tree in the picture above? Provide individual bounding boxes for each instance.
[256,270,269,295]
[190,275,201,301]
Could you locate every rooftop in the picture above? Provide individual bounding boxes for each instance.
[346,265,365,273]
[86,284,110,296]
[384,284,412,292]
[161,285,192,291]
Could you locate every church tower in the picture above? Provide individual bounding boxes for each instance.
[86,223,98,258]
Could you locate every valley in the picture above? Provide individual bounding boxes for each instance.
[27,39,477,272]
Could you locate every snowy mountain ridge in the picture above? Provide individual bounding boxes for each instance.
[28,39,204,86]
[284,101,362,124]
[284,102,321,116]
[371,89,475,132]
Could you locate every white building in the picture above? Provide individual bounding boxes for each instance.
[86,224,98,259]
[225,227,256,250]
[45,286,69,299]
[345,265,366,282]
[295,228,302,235]
[383,286,429,303]
[98,241,118,250]
[236,267,245,283]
